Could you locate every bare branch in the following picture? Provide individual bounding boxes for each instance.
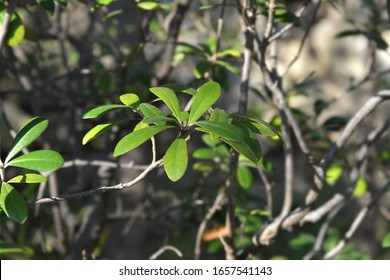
[149,245,183,260]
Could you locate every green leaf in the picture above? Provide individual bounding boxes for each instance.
[0,241,34,256]
[193,60,211,79]
[142,116,178,125]
[5,117,48,164]
[326,165,343,186]
[114,125,173,157]
[289,234,315,248]
[209,108,228,141]
[149,87,181,121]
[232,113,282,139]
[335,30,366,39]
[216,60,240,75]
[55,0,68,7]
[137,2,159,10]
[139,103,166,125]
[161,84,197,95]
[82,119,126,145]
[92,0,116,10]
[189,82,221,124]
[221,138,259,165]
[164,138,188,182]
[7,150,64,171]
[217,49,241,58]
[237,166,253,189]
[193,148,220,160]
[382,233,390,248]
[8,173,47,184]
[37,0,55,15]
[353,177,367,198]
[196,121,243,142]
[120,93,140,108]
[0,182,28,224]
[0,6,25,46]
[82,104,126,119]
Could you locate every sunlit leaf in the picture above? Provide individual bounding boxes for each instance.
[164,138,188,182]
[8,173,47,184]
[326,165,343,186]
[5,117,48,164]
[137,1,160,10]
[114,125,173,156]
[161,84,197,95]
[150,87,181,121]
[353,177,367,198]
[120,93,140,108]
[189,82,221,124]
[7,150,64,171]
[82,119,126,145]
[0,6,25,46]
[82,104,126,119]
[0,182,28,224]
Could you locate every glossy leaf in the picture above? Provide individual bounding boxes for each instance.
[82,104,126,119]
[142,116,178,125]
[7,150,64,171]
[5,117,48,164]
[0,6,25,46]
[161,84,197,95]
[0,182,28,224]
[232,113,282,139]
[221,138,259,165]
[164,138,188,182]
[139,103,166,125]
[114,125,173,157]
[209,109,228,141]
[8,173,47,184]
[82,119,126,145]
[120,93,140,108]
[37,0,55,15]
[237,166,253,190]
[196,121,243,142]
[189,82,221,124]
[150,87,181,121]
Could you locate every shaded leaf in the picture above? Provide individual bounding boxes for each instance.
[194,60,211,79]
[150,87,181,121]
[221,138,259,165]
[237,166,253,189]
[142,116,178,125]
[193,148,220,160]
[0,182,28,224]
[216,60,240,75]
[0,241,34,255]
[82,104,126,119]
[335,30,366,39]
[323,116,347,131]
[382,233,390,248]
[164,138,188,182]
[37,0,55,15]
[195,121,243,142]
[114,125,173,157]
[139,103,166,125]
[7,150,64,171]
[5,117,48,164]
[8,173,47,184]
[189,82,221,124]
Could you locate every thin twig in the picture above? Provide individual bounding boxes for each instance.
[324,180,390,259]
[149,245,183,260]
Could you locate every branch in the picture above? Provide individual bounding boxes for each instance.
[149,245,183,260]
[31,158,163,205]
